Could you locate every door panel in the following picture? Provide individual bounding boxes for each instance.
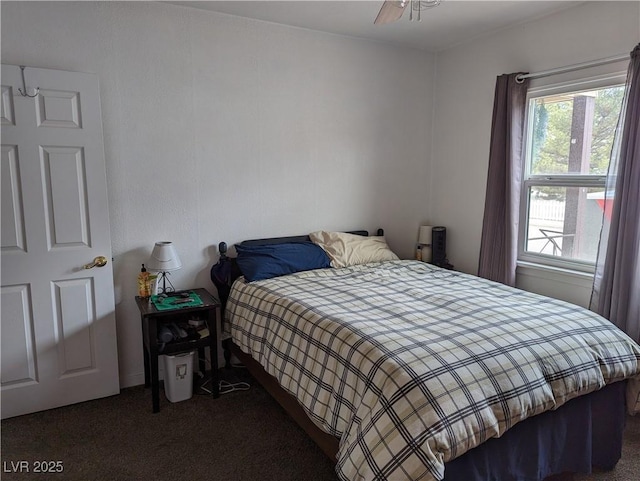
[41,145,90,247]
[53,278,96,375]
[35,88,82,129]
[0,285,37,387]
[1,65,119,418]
[1,85,15,125]
[1,145,26,252]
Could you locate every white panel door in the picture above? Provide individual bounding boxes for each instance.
[1,65,119,418]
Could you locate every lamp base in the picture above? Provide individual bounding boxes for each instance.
[156,271,176,294]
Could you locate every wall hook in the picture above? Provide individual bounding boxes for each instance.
[18,66,39,98]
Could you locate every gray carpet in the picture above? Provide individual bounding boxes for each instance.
[2,370,639,481]
[1,370,335,481]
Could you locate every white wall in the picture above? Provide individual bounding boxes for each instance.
[432,1,640,305]
[1,1,435,387]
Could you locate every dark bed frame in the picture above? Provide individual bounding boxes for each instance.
[211,230,627,481]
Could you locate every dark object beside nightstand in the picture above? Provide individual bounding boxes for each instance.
[135,287,220,413]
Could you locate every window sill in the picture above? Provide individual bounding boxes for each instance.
[516,261,594,287]
[516,261,594,307]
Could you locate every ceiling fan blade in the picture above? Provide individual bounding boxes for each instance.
[374,0,407,25]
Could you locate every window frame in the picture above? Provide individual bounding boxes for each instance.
[518,72,626,273]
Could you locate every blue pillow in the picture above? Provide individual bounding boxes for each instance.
[235,241,331,282]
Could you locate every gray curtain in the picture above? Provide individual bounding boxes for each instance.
[591,44,640,342]
[478,73,529,286]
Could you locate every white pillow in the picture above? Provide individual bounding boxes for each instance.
[309,231,399,268]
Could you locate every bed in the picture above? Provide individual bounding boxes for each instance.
[210,230,640,481]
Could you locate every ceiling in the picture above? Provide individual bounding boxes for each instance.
[167,1,583,52]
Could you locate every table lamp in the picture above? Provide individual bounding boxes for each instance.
[147,241,182,294]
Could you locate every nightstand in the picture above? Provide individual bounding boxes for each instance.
[135,287,220,413]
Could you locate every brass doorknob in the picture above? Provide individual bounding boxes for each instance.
[83,256,108,269]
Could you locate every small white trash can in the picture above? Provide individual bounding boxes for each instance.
[162,351,195,402]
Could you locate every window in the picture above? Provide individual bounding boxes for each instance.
[519,76,625,272]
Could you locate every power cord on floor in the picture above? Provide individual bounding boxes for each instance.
[195,356,250,395]
[198,378,251,395]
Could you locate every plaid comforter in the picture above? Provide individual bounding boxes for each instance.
[227,260,640,481]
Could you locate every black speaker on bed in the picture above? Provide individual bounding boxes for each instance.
[431,226,447,267]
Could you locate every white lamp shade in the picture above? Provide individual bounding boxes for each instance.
[418,226,433,246]
[147,242,182,272]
